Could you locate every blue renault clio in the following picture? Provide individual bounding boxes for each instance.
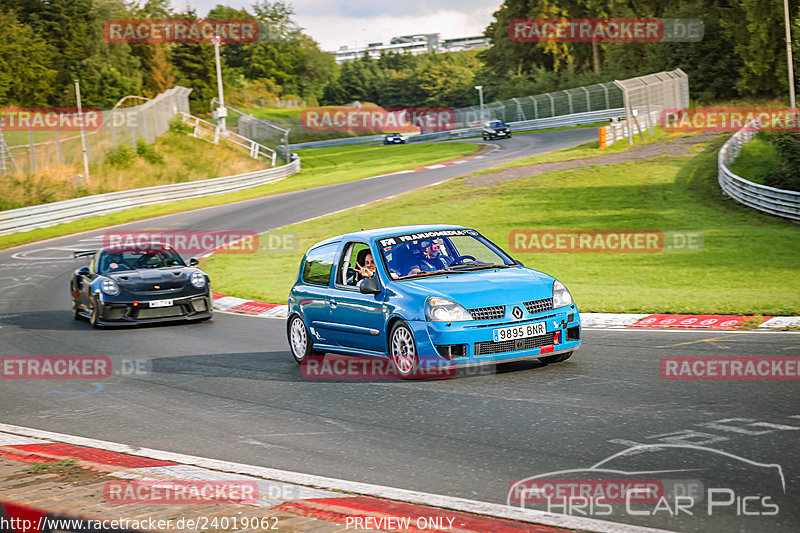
[287,225,582,378]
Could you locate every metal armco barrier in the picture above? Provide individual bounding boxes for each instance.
[718,120,800,222]
[0,158,301,236]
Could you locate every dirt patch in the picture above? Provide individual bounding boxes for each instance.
[3,462,110,489]
[464,133,719,188]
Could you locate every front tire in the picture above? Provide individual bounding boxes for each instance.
[389,321,419,379]
[89,296,102,329]
[539,351,572,364]
[288,315,320,364]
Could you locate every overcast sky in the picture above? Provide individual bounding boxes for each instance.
[171,1,502,50]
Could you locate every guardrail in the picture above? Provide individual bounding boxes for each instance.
[0,158,301,236]
[181,113,278,165]
[718,120,800,222]
[289,108,627,150]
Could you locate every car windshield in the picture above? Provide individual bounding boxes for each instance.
[489,121,505,127]
[377,229,516,279]
[98,249,186,273]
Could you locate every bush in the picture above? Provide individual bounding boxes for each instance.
[760,132,800,192]
[169,117,192,134]
[136,139,165,165]
[105,144,136,167]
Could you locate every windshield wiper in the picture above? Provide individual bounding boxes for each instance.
[445,263,508,271]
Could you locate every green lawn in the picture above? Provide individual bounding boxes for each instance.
[0,142,477,250]
[202,136,800,315]
[728,132,780,185]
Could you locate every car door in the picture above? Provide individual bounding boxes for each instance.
[295,242,338,345]
[75,253,99,311]
[326,241,387,354]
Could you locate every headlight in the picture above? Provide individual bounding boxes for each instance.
[190,271,206,288]
[101,278,119,296]
[552,280,573,308]
[425,297,471,322]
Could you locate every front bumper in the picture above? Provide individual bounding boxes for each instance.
[95,294,212,326]
[407,304,582,368]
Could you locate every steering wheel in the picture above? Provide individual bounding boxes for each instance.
[449,255,477,265]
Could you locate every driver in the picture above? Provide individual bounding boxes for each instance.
[420,239,450,271]
[104,253,129,272]
[407,239,450,275]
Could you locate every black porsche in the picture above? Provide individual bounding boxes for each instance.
[70,242,213,328]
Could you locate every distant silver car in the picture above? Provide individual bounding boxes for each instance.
[384,132,407,144]
[482,120,511,140]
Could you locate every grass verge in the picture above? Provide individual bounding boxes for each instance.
[0,142,478,251]
[202,136,800,315]
[728,132,780,185]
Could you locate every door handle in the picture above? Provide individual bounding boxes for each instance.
[329,299,337,308]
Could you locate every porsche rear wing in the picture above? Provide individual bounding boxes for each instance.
[73,250,97,258]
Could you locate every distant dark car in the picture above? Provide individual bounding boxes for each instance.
[383,132,407,144]
[71,242,212,328]
[482,120,511,140]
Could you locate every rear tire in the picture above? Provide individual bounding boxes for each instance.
[288,315,321,364]
[539,351,572,364]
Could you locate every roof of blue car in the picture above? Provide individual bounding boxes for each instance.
[311,224,470,248]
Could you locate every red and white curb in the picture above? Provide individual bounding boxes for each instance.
[0,423,669,533]
[211,295,800,330]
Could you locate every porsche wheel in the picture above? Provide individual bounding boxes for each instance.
[71,298,81,320]
[89,296,102,329]
[539,351,572,364]
[390,321,419,379]
[288,315,319,364]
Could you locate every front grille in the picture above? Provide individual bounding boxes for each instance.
[136,306,185,319]
[191,298,208,312]
[474,332,556,356]
[524,298,553,315]
[469,305,505,320]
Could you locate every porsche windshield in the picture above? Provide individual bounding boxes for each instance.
[377,230,516,279]
[98,249,186,273]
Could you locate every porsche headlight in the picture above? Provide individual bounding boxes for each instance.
[101,278,120,296]
[425,297,471,322]
[190,271,206,288]
[552,280,573,308]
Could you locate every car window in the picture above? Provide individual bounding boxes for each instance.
[302,243,338,286]
[98,250,185,273]
[336,242,372,287]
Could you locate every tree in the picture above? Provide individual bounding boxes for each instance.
[0,7,56,106]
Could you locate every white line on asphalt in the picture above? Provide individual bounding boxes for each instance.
[0,423,673,533]
[584,327,800,335]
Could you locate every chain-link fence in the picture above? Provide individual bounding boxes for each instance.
[0,86,192,175]
[216,101,291,162]
[238,69,687,143]
[614,69,689,144]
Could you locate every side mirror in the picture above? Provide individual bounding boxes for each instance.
[359,276,381,295]
[77,266,90,276]
[189,258,199,266]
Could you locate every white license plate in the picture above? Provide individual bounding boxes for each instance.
[149,299,173,308]
[493,322,546,342]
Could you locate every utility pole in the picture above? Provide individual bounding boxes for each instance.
[213,34,227,132]
[785,0,796,112]
[475,85,484,121]
[75,79,90,184]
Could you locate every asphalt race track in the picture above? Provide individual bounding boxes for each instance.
[1,128,798,533]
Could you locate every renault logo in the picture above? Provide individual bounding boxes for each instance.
[512,306,523,320]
